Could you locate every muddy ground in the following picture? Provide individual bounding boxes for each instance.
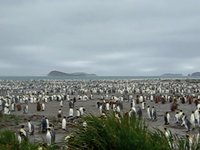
[1,97,199,147]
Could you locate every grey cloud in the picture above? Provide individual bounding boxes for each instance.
[0,0,200,76]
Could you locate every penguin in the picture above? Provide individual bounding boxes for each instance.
[79,106,85,116]
[139,95,143,103]
[23,104,28,114]
[27,120,34,135]
[62,116,67,130]
[17,131,22,144]
[175,112,179,124]
[57,108,62,119]
[184,117,191,132]
[83,121,87,127]
[99,104,103,115]
[25,104,28,114]
[137,106,143,119]
[69,99,75,109]
[151,106,157,121]
[164,112,170,125]
[147,106,151,120]
[45,117,49,129]
[141,102,145,110]
[185,134,193,150]
[178,110,183,123]
[131,105,137,113]
[115,112,121,123]
[41,116,47,133]
[194,108,200,125]
[181,113,186,126]
[164,127,171,138]
[49,124,56,144]
[129,109,136,119]
[4,102,10,114]
[42,102,45,111]
[96,101,100,109]
[37,102,41,111]
[60,100,63,107]
[19,125,27,141]
[69,108,74,117]
[116,104,121,113]
[131,99,135,108]
[46,128,52,146]
[164,127,174,149]
[76,108,81,118]
[170,101,178,112]
[102,101,106,113]
[190,111,195,129]
[197,103,200,109]
[11,102,15,112]
[150,95,154,102]
[106,102,110,111]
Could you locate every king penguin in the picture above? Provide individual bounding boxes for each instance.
[46,128,51,146]
[62,116,67,130]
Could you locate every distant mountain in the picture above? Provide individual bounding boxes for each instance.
[190,72,200,77]
[161,73,183,77]
[48,71,97,77]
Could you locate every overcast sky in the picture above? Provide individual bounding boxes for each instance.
[0,0,200,76]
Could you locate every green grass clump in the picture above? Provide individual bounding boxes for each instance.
[0,114,22,125]
[0,130,18,150]
[66,114,199,150]
[0,130,37,150]
[0,130,61,150]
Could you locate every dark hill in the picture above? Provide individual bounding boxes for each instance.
[190,72,200,77]
[48,71,97,77]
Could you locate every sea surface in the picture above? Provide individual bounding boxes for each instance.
[0,76,199,81]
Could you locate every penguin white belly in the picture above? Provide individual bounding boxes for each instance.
[28,123,32,133]
[62,119,66,130]
[46,131,51,146]
[69,108,74,116]
[106,103,109,111]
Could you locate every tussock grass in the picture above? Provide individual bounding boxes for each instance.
[0,130,39,150]
[0,114,22,126]
[67,114,200,150]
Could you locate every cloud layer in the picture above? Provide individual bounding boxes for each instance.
[0,0,200,76]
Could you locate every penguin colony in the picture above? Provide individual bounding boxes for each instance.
[0,79,200,148]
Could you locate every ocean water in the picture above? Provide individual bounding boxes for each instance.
[0,76,198,81]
